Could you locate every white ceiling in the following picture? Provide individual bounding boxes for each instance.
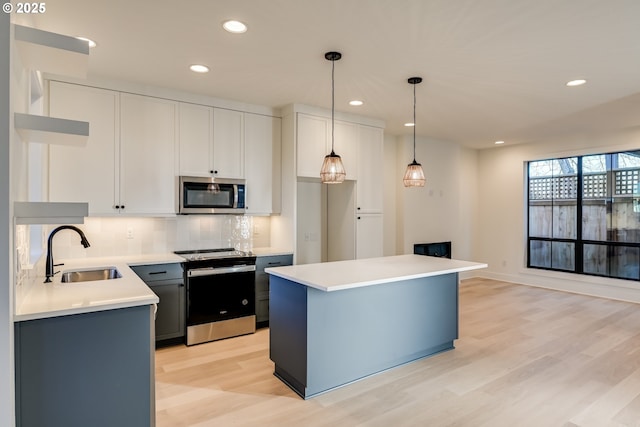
[27,0,640,149]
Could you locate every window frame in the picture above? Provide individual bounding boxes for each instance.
[527,151,640,281]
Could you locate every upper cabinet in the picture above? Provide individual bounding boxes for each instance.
[178,103,213,177]
[178,106,245,179]
[49,82,120,215]
[178,107,281,214]
[49,83,177,216]
[296,113,357,181]
[245,113,281,215]
[334,121,358,181]
[297,113,329,179]
[119,94,177,215]
[213,108,244,179]
[49,81,281,216]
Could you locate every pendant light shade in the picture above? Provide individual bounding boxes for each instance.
[320,151,346,183]
[403,77,426,188]
[320,51,346,184]
[403,160,426,186]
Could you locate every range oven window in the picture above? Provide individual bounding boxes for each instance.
[186,267,255,326]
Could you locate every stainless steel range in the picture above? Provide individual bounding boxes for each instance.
[174,248,257,346]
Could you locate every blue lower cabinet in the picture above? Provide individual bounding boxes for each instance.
[15,305,155,427]
[255,254,293,327]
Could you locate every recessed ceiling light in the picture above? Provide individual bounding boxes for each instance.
[566,79,587,87]
[223,20,248,33]
[349,100,363,106]
[189,64,210,73]
[76,36,97,48]
[404,122,415,127]
[495,140,505,145]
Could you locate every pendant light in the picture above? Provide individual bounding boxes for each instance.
[403,77,426,187]
[320,51,346,184]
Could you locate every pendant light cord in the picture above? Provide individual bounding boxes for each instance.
[413,82,417,162]
[331,57,335,155]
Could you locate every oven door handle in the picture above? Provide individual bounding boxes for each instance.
[187,265,256,277]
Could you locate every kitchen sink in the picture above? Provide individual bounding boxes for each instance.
[60,267,122,283]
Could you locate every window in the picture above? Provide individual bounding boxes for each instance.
[527,151,640,280]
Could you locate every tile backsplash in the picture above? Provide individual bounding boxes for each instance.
[43,215,271,260]
[14,224,29,285]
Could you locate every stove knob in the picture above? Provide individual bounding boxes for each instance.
[242,299,248,306]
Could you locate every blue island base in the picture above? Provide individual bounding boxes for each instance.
[269,273,459,399]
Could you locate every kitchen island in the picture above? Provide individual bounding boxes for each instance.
[265,254,487,399]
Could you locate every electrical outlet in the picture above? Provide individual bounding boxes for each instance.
[126,227,134,239]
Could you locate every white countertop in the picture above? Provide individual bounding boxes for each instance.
[251,247,294,257]
[15,253,185,322]
[265,254,487,292]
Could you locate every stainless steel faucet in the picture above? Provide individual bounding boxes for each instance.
[44,225,91,283]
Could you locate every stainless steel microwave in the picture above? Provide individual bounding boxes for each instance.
[177,176,246,214]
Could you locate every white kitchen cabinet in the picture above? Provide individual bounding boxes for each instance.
[356,213,383,259]
[119,93,177,215]
[296,113,357,180]
[244,113,281,214]
[49,81,120,215]
[179,106,244,178]
[178,102,213,177]
[213,108,244,179]
[50,85,176,215]
[296,113,328,179]
[334,120,358,181]
[356,125,384,213]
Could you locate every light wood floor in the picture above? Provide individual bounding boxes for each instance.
[155,278,640,426]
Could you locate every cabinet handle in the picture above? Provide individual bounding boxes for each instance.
[121,205,125,209]
[209,170,214,174]
[114,205,120,209]
[267,262,282,266]
[357,216,361,220]
[214,170,218,174]
[357,207,361,210]
[149,271,167,275]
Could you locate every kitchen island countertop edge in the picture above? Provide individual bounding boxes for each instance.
[265,254,487,292]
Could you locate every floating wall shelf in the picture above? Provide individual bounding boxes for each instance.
[14,24,89,78]
[14,202,88,225]
[15,113,89,146]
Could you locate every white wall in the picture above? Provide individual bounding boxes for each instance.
[476,126,640,302]
[396,134,478,260]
